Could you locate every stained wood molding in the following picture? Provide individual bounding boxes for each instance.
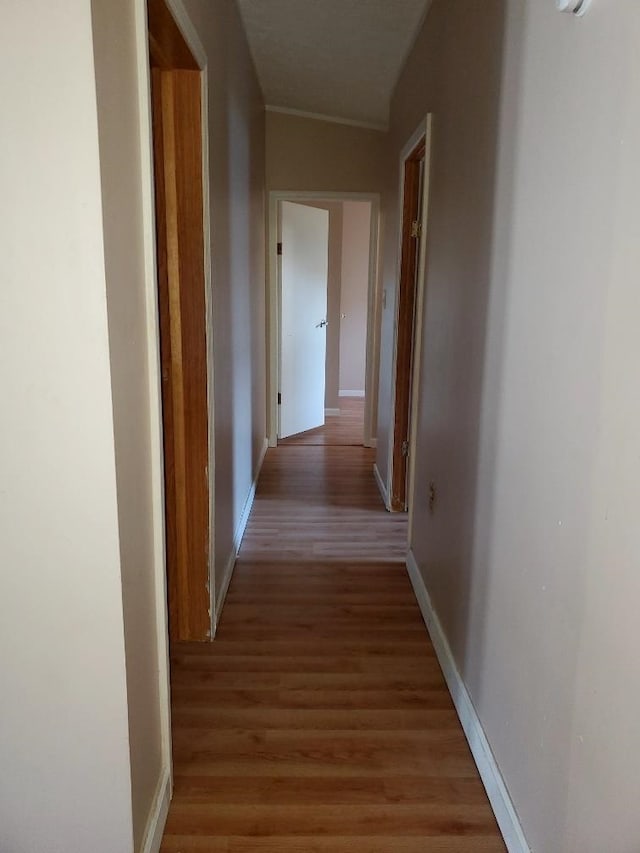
[148,0,199,70]
[390,135,425,512]
[151,57,210,641]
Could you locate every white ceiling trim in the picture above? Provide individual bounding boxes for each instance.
[265,105,388,133]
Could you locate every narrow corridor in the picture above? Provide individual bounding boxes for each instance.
[279,397,367,447]
[161,435,506,850]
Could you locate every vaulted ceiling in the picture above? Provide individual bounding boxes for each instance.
[235,0,432,129]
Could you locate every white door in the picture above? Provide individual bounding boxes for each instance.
[279,201,329,438]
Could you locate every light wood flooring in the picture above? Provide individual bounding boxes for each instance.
[161,441,506,851]
[279,397,365,446]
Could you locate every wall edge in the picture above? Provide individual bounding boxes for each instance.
[405,549,531,853]
[139,767,171,853]
[214,437,269,631]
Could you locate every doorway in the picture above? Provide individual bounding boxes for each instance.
[268,192,381,449]
[148,0,212,641]
[279,201,330,440]
[389,116,433,515]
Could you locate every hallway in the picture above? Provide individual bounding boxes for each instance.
[279,397,366,447]
[161,442,506,851]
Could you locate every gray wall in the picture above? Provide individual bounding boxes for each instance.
[377,1,640,850]
[339,201,371,394]
[325,204,344,410]
[181,0,267,608]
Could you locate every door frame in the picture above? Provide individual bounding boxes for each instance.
[386,115,434,521]
[132,0,213,804]
[267,190,381,448]
[147,0,215,641]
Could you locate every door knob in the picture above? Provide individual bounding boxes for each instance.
[316,319,328,328]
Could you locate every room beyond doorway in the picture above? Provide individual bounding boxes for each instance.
[279,396,365,446]
[267,191,381,450]
[278,198,370,445]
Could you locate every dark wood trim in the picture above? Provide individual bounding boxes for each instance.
[148,0,199,70]
[390,137,426,513]
[149,3,210,641]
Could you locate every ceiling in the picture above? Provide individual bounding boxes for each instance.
[235,0,432,129]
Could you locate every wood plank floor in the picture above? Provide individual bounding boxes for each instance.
[279,397,365,446]
[162,444,506,852]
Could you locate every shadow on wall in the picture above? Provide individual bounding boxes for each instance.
[410,0,515,680]
[462,0,524,689]
[219,63,267,608]
[460,1,616,845]
[412,1,618,846]
[409,0,530,815]
[179,0,267,616]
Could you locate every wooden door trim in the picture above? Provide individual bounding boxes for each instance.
[148,0,208,69]
[149,0,213,641]
[388,116,433,514]
[389,136,425,512]
[148,0,199,70]
[406,116,434,541]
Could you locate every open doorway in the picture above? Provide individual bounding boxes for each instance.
[388,116,433,515]
[334,200,372,445]
[278,201,330,441]
[268,192,381,449]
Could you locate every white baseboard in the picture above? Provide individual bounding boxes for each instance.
[405,550,530,853]
[214,438,268,629]
[325,407,341,416]
[215,550,237,630]
[339,390,365,397]
[140,767,171,853]
[373,462,389,510]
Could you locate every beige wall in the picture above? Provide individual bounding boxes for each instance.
[266,111,386,193]
[0,1,134,850]
[339,201,371,394]
[181,0,267,608]
[91,0,166,848]
[378,0,640,850]
[325,204,344,410]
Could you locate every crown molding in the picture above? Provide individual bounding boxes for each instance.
[265,104,388,133]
